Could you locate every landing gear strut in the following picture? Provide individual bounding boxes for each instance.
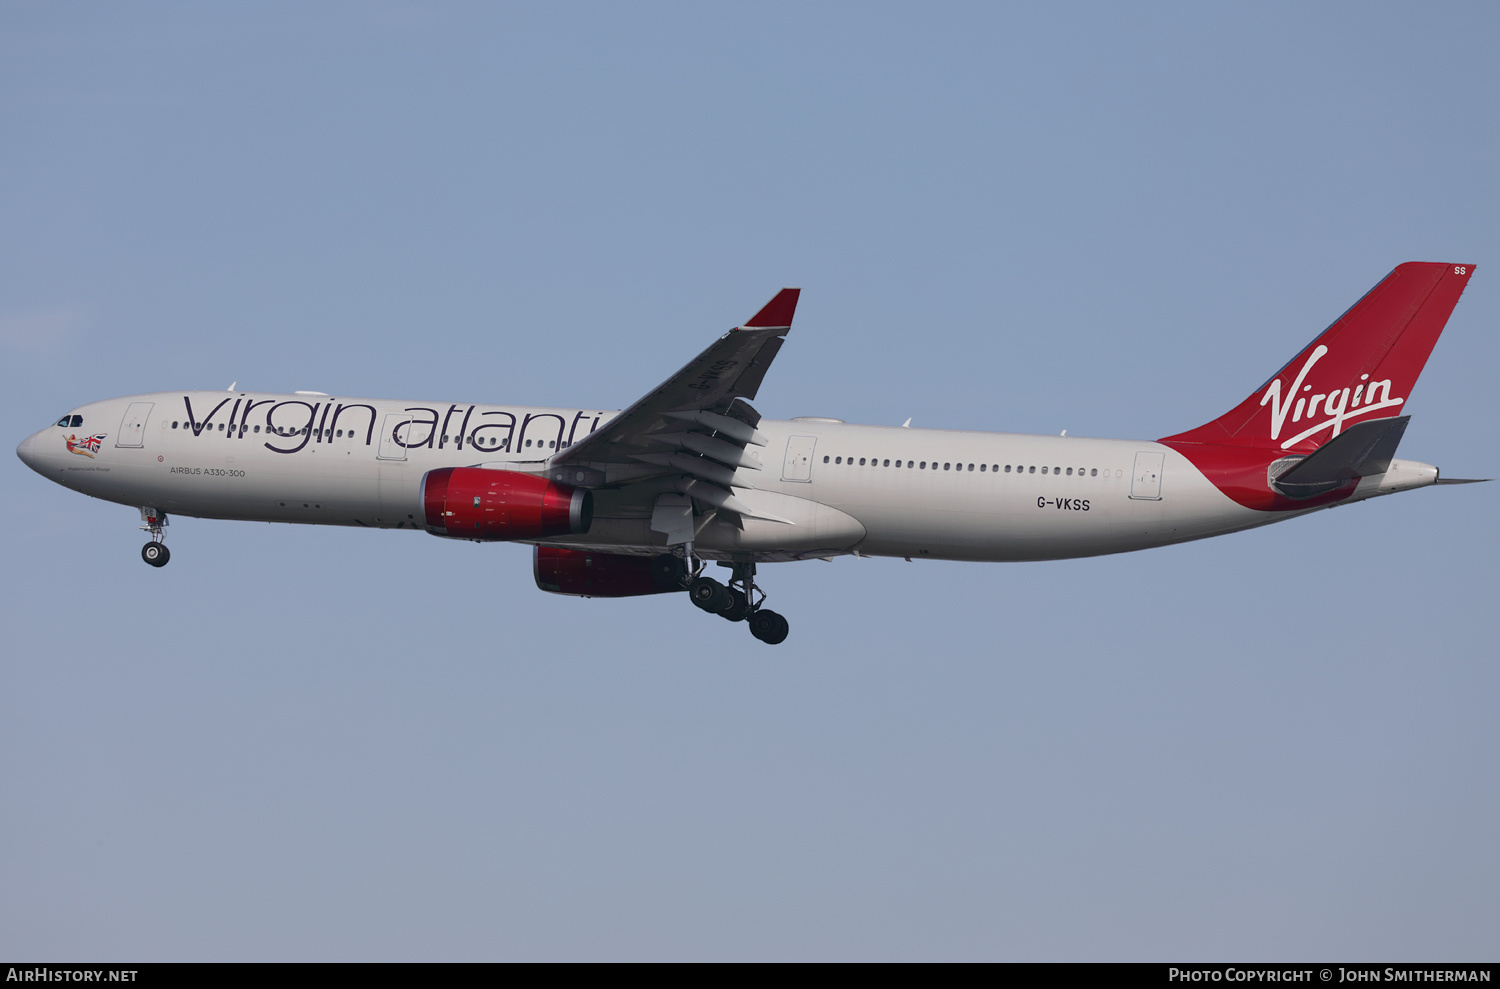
[661,553,789,645]
[140,507,170,568]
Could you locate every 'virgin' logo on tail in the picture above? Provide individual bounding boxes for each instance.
[1260,346,1405,449]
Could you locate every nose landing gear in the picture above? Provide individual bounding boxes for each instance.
[140,507,170,568]
[668,553,788,644]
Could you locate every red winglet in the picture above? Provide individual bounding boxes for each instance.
[742,288,801,328]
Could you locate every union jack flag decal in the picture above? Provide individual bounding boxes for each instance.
[65,433,106,458]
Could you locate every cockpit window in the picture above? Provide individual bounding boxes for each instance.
[56,415,82,428]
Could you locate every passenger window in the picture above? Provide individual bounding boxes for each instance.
[171,421,179,429]
[1004,465,1011,472]
[549,440,556,449]
[1066,468,1073,475]
[218,423,225,432]
[1029,466,1036,473]
[254,425,260,433]
[980,464,986,471]
[992,465,999,472]
[1091,468,1097,476]
[1041,466,1047,474]
[883,459,889,467]
[967,463,974,471]
[823,456,829,463]
[919,461,926,469]
[943,463,950,470]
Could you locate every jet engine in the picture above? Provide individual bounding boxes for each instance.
[422,467,592,540]
[533,546,685,597]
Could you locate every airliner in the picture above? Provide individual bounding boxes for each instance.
[15,262,1484,644]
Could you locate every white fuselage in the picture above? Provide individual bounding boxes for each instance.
[17,390,1437,563]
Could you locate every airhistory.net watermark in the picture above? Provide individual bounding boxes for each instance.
[5,970,137,983]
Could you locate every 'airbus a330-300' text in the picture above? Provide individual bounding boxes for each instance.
[17,262,1485,644]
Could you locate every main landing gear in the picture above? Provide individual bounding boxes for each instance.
[140,507,170,568]
[665,552,789,644]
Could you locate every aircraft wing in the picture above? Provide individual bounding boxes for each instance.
[547,290,799,517]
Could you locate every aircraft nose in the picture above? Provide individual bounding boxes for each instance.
[16,430,44,473]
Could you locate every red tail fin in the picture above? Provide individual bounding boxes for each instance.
[1162,262,1475,452]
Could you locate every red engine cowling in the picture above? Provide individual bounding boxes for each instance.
[422,467,592,540]
[534,547,684,597]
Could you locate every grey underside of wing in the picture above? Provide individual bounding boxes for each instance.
[551,326,785,475]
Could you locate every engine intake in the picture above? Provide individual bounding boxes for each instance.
[422,467,591,540]
[534,547,684,597]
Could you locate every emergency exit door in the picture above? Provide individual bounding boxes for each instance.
[781,436,816,482]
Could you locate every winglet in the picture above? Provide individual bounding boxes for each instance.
[742,288,801,328]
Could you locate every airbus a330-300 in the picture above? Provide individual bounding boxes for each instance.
[16,262,1485,644]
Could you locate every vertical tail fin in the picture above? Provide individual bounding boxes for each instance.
[1162,262,1475,452]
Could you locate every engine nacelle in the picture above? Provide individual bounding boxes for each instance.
[422,467,592,540]
[533,547,684,597]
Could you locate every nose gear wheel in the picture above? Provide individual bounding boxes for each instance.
[139,507,170,567]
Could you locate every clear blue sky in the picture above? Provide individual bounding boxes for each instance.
[3,2,1496,960]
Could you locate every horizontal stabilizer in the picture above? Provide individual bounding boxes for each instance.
[1273,416,1409,500]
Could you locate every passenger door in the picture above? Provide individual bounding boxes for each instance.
[1130,451,1164,500]
[115,402,154,448]
[377,413,413,461]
